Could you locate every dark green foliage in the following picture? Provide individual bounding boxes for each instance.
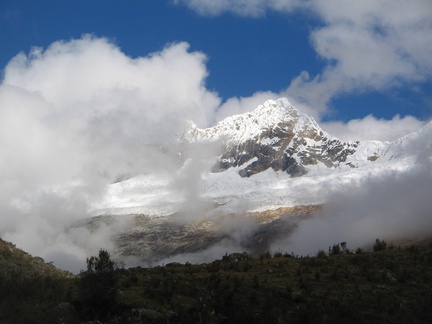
[329,242,351,255]
[108,244,432,324]
[329,243,342,255]
[77,249,119,321]
[259,251,272,259]
[85,249,117,274]
[341,241,349,253]
[1,238,432,323]
[316,250,327,258]
[374,238,387,251]
[273,251,283,258]
[0,238,77,323]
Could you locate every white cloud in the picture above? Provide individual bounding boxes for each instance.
[321,114,426,142]
[174,0,306,17]
[0,35,221,272]
[272,158,432,256]
[177,0,432,120]
[293,0,432,110]
[5,36,219,128]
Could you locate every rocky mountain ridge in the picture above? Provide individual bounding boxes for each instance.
[95,98,432,218]
[91,98,432,266]
[183,98,385,177]
[102,205,322,266]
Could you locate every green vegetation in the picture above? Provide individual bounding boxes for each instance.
[0,238,77,324]
[1,237,432,323]
[76,249,119,322]
[373,238,387,252]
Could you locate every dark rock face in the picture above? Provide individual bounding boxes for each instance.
[105,206,321,265]
[184,99,362,178]
[115,216,226,264]
[211,121,358,178]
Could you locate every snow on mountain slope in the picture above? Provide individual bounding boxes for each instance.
[186,98,318,143]
[92,99,431,218]
[93,156,412,218]
[184,98,378,177]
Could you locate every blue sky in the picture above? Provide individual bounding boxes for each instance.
[1,0,432,139]
[1,1,319,98]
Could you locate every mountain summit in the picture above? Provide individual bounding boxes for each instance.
[90,98,432,265]
[95,97,431,217]
[185,98,375,177]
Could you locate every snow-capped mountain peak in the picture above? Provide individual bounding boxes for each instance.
[185,98,360,177]
[94,97,431,219]
[90,99,432,267]
[186,98,323,144]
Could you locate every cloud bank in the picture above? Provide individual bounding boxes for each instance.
[0,35,220,272]
[271,157,432,256]
[321,115,426,142]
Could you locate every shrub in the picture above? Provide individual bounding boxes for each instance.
[341,242,350,253]
[373,239,387,252]
[273,251,283,258]
[329,244,342,255]
[77,249,119,321]
[317,250,327,258]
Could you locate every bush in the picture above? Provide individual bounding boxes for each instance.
[329,244,342,255]
[77,249,119,321]
[373,239,387,252]
[317,250,327,258]
[273,251,283,258]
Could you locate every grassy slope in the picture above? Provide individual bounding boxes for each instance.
[0,238,78,324]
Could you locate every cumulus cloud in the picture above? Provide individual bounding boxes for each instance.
[289,0,432,114]
[321,114,426,141]
[0,35,220,272]
[177,0,432,121]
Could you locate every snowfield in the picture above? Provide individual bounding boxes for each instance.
[91,152,420,218]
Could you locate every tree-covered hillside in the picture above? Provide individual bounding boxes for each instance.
[1,237,431,323]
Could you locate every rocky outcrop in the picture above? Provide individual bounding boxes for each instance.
[107,205,321,265]
[184,98,359,177]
